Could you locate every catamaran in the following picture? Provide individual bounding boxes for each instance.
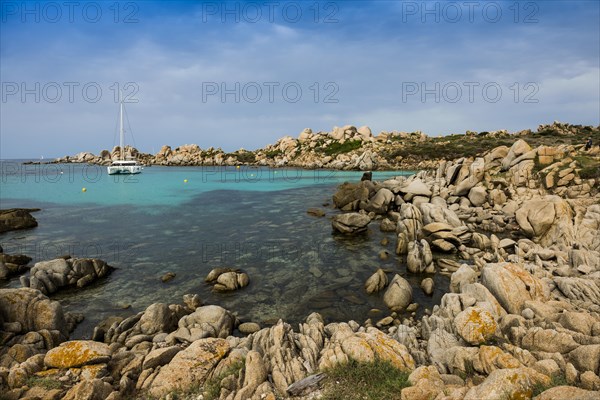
[107,94,142,175]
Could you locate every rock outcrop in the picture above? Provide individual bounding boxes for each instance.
[20,257,114,295]
[4,123,600,399]
[0,208,39,233]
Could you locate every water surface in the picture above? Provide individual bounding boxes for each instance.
[1,162,447,338]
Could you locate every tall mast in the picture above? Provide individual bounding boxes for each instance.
[119,91,124,161]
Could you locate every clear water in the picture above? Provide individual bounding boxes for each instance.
[1,161,448,338]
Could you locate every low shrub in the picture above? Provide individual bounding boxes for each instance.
[320,359,410,400]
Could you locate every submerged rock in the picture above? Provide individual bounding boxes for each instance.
[0,252,31,280]
[331,212,371,234]
[205,268,250,292]
[21,257,113,295]
[0,208,39,233]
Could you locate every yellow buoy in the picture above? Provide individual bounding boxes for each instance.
[184,179,188,183]
[82,188,87,192]
[236,165,240,169]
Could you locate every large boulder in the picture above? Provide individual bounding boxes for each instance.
[365,269,388,294]
[355,150,376,171]
[142,346,182,370]
[0,288,67,337]
[22,258,114,295]
[169,305,235,343]
[332,181,372,209]
[481,263,546,314]
[0,208,38,233]
[298,128,313,142]
[319,326,415,372]
[0,253,31,280]
[576,204,600,251]
[406,240,434,273]
[400,179,432,198]
[501,139,532,171]
[205,268,250,292]
[364,188,394,214]
[521,327,579,354]
[139,303,178,335]
[568,344,600,375]
[450,265,477,293]
[454,307,497,345]
[454,158,485,196]
[515,196,574,247]
[332,213,371,235]
[383,275,413,311]
[535,386,600,400]
[149,338,230,397]
[357,126,373,139]
[62,379,113,400]
[468,186,487,207]
[554,277,600,306]
[464,367,549,400]
[234,350,269,400]
[44,340,111,368]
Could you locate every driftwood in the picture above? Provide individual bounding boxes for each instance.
[286,373,326,396]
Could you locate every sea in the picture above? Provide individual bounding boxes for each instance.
[0,160,448,338]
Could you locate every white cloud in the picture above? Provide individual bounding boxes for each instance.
[1,2,598,158]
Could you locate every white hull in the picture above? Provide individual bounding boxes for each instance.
[108,93,142,176]
[107,165,142,175]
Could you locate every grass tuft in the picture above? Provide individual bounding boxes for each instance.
[25,376,63,390]
[203,360,245,400]
[320,359,410,400]
[531,374,569,397]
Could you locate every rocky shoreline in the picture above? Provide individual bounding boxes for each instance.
[42,121,600,172]
[2,130,600,399]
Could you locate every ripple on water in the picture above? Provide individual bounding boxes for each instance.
[0,170,446,338]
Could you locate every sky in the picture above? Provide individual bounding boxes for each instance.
[0,0,599,159]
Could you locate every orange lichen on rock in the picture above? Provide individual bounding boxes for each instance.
[44,340,111,369]
[454,307,498,345]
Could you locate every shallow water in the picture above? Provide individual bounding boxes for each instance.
[1,162,448,338]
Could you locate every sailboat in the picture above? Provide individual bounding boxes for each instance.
[107,93,142,175]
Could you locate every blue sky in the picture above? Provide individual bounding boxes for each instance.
[1,0,599,158]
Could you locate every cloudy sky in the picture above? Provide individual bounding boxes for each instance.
[1,0,598,158]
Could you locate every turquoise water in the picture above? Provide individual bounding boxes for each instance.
[1,162,384,208]
[1,162,447,339]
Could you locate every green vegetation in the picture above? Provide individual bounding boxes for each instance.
[531,374,568,397]
[382,136,515,161]
[319,140,363,156]
[579,166,600,180]
[381,125,600,165]
[265,149,283,159]
[228,152,256,164]
[25,376,63,390]
[574,155,600,180]
[203,360,245,400]
[320,359,410,400]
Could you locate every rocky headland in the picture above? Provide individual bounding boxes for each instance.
[1,122,600,399]
[50,121,600,172]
